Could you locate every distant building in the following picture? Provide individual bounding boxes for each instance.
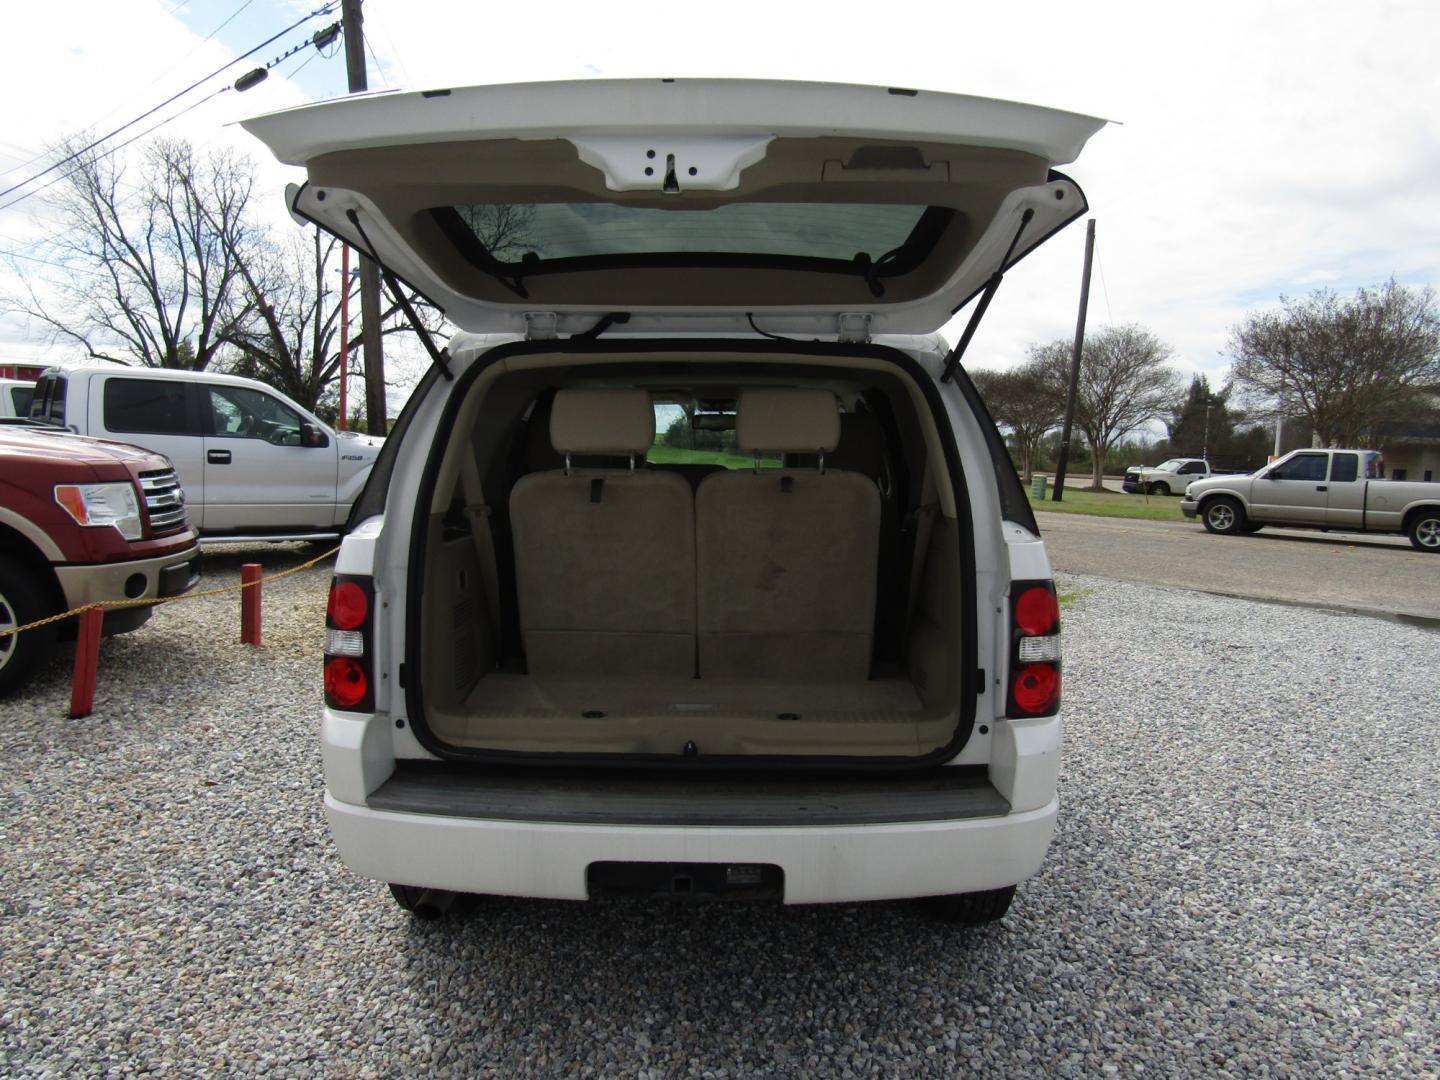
[1375,419,1440,483]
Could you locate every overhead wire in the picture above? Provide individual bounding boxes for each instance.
[0,2,338,206]
[1096,253,1115,323]
[0,85,233,215]
[1,0,261,183]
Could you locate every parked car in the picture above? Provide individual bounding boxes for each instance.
[26,366,382,541]
[0,377,34,419]
[0,426,200,694]
[1122,457,1235,495]
[1181,448,1440,551]
[243,77,1105,922]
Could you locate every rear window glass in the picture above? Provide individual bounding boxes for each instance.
[30,373,65,424]
[1330,453,1359,483]
[105,378,193,436]
[10,385,34,416]
[650,403,781,470]
[442,202,946,269]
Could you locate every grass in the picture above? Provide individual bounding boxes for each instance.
[1029,486,1188,522]
[647,445,782,470]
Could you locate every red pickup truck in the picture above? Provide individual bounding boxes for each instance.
[0,425,201,694]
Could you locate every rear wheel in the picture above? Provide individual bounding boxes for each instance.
[1408,509,1440,552]
[0,559,59,696]
[922,885,1016,925]
[1201,497,1246,536]
[388,883,425,911]
[1147,482,1170,497]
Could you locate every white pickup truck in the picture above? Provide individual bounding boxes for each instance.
[26,365,382,541]
[0,377,34,419]
[1181,448,1440,552]
[1123,457,1229,496]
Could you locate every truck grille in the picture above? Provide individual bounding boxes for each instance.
[138,468,188,536]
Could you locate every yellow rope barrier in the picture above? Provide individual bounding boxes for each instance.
[0,546,340,641]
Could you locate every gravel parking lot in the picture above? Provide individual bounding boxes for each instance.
[2,549,1437,1077]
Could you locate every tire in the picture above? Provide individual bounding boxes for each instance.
[388,883,426,911]
[1408,508,1440,553]
[1147,482,1170,497]
[0,558,60,697]
[1200,496,1246,536]
[922,885,1016,926]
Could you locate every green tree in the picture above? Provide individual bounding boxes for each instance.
[1167,375,1235,460]
[1228,279,1440,447]
[971,360,1063,483]
[1031,324,1183,489]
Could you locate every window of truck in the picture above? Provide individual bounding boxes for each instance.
[1330,453,1359,483]
[208,385,304,445]
[104,379,194,436]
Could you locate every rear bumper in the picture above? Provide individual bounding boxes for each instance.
[324,790,1058,904]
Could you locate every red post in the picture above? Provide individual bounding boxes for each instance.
[69,606,104,719]
[241,563,262,646]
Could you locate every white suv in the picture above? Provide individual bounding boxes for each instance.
[244,79,1102,922]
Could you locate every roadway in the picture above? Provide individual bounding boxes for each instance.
[1038,510,1440,625]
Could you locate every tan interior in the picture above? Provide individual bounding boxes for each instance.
[416,350,968,759]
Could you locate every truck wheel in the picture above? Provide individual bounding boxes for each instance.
[922,885,1016,925]
[1147,482,1170,497]
[0,560,60,696]
[1201,497,1245,536]
[1408,509,1440,552]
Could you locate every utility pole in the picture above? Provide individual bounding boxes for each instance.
[1052,218,1095,501]
[341,0,386,434]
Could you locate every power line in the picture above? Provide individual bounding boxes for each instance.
[0,3,337,205]
[0,86,232,215]
[2,0,261,183]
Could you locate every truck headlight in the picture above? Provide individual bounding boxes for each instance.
[54,482,144,540]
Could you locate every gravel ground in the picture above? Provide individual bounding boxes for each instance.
[2,552,1437,1077]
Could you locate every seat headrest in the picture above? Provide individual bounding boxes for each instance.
[550,389,655,456]
[736,389,840,454]
[789,412,886,476]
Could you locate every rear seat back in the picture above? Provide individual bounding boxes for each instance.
[695,389,881,681]
[510,389,696,678]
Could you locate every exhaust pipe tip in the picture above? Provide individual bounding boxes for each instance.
[411,888,458,921]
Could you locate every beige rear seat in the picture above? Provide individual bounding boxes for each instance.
[510,389,696,678]
[695,389,881,681]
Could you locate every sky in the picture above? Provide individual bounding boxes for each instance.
[1,0,1437,399]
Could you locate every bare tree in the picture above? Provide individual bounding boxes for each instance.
[1031,324,1182,489]
[971,360,1063,483]
[456,204,539,260]
[220,225,451,421]
[1228,280,1440,447]
[3,136,259,369]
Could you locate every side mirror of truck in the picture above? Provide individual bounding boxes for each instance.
[301,422,330,449]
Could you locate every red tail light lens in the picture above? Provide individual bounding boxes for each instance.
[325,657,369,709]
[328,580,369,630]
[1014,586,1060,636]
[1012,663,1060,715]
[325,575,374,712]
[1007,580,1061,719]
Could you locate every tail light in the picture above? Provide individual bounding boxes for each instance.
[1006,580,1061,718]
[324,575,374,712]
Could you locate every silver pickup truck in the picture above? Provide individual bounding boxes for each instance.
[1181,448,1440,552]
